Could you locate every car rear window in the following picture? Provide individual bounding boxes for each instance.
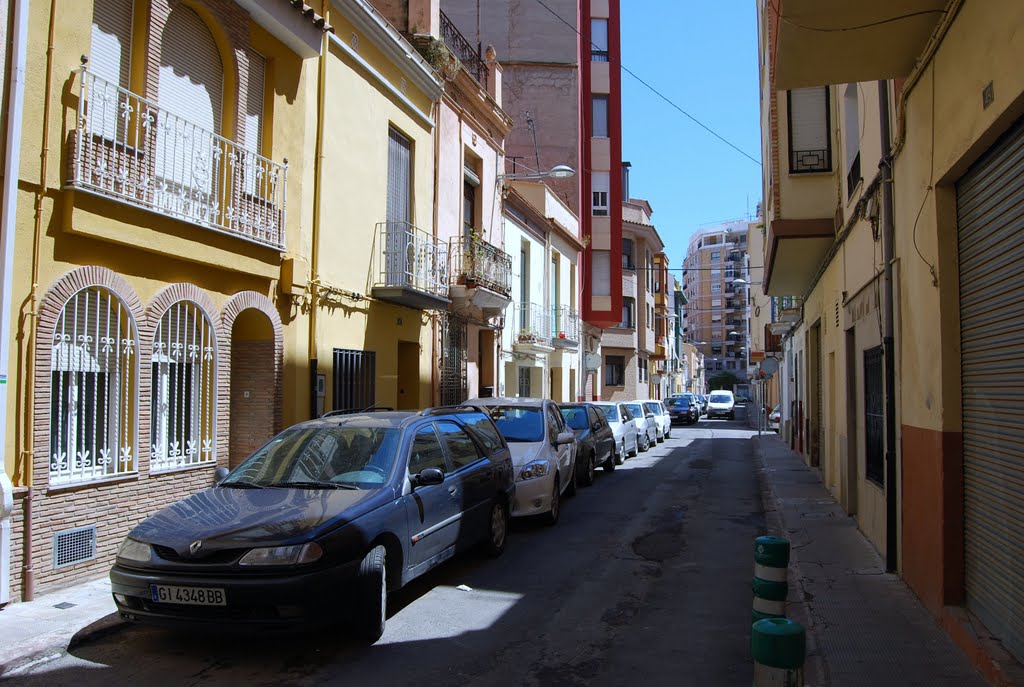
[460,413,505,452]
[486,406,544,442]
[667,397,689,408]
[560,407,590,430]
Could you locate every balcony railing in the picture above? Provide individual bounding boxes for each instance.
[551,306,580,344]
[449,235,512,296]
[70,68,286,249]
[374,221,449,298]
[514,302,551,343]
[439,10,487,88]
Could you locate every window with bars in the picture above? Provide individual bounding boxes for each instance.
[788,87,831,173]
[49,287,138,486]
[150,301,217,472]
[333,349,376,412]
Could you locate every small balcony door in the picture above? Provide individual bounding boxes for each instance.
[386,127,413,284]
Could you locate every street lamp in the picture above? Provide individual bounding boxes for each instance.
[497,164,575,182]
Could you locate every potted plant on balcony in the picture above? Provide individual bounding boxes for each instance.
[517,327,540,343]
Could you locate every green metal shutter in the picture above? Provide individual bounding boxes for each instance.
[956,114,1024,664]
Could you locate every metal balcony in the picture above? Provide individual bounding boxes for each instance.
[513,302,554,354]
[449,235,512,313]
[69,68,287,249]
[550,306,580,348]
[439,10,487,88]
[372,221,450,310]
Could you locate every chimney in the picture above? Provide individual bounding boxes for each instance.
[408,0,438,37]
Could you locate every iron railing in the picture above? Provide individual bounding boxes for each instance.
[70,68,287,249]
[551,306,580,343]
[791,147,831,173]
[449,235,512,296]
[514,302,550,343]
[374,221,449,297]
[439,10,487,88]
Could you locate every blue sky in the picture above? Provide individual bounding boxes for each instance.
[620,1,763,268]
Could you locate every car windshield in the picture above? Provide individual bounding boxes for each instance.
[625,403,643,418]
[644,402,662,415]
[560,407,591,430]
[597,405,620,422]
[487,406,544,442]
[666,397,689,408]
[709,393,732,403]
[224,426,401,488]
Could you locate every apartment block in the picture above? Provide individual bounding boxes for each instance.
[759,1,1024,679]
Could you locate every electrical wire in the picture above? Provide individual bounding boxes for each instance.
[532,0,762,167]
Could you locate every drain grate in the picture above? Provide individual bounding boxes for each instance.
[53,525,97,569]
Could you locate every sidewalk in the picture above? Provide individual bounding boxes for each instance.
[754,433,990,687]
[0,575,119,676]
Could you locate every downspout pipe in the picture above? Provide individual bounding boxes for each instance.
[878,80,898,573]
[309,13,328,419]
[0,0,30,607]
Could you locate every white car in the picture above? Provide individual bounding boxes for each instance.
[465,397,577,525]
[643,400,671,441]
[768,403,781,432]
[625,401,658,452]
[707,390,736,420]
[592,401,640,462]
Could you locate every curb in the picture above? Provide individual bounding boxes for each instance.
[751,435,830,687]
[0,612,126,677]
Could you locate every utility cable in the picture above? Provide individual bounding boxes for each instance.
[532,0,761,167]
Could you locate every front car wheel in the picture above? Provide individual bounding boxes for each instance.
[355,546,387,643]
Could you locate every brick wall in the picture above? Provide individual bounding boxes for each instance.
[230,340,276,467]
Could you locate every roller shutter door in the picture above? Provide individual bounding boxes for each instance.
[956,114,1024,663]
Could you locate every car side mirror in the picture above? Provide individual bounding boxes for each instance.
[411,467,445,487]
[213,467,229,485]
[555,430,576,446]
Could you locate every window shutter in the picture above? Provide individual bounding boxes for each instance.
[243,51,266,154]
[158,6,223,133]
[591,251,610,297]
[90,0,133,89]
[386,127,412,224]
[789,87,828,152]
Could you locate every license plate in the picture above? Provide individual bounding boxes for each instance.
[150,584,226,606]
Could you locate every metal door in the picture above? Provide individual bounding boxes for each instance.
[439,314,467,406]
[333,349,375,412]
[957,115,1024,662]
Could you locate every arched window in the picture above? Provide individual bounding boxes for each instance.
[150,301,217,471]
[154,5,224,218]
[50,287,138,486]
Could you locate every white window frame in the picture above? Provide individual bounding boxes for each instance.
[150,301,217,472]
[49,287,138,487]
[592,172,610,216]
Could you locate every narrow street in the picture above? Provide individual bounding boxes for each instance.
[8,413,765,687]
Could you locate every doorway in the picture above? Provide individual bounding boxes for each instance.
[397,341,419,409]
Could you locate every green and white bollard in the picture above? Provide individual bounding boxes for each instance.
[751,617,805,686]
[753,535,790,622]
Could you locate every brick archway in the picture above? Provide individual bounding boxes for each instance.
[221,292,284,466]
[34,266,145,485]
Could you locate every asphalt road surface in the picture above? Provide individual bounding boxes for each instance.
[8,410,766,687]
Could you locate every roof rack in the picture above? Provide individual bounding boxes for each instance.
[321,406,395,418]
[418,405,488,417]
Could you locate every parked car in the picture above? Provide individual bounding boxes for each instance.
[560,403,617,483]
[625,402,658,451]
[666,396,699,425]
[768,403,781,432]
[466,397,577,525]
[592,401,640,462]
[643,400,672,441]
[707,390,736,420]
[109,407,515,642]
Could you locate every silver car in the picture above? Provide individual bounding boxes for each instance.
[465,398,577,525]
[592,401,640,462]
[643,400,672,441]
[624,402,658,452]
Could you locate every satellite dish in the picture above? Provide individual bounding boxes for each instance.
[759,357,779,378]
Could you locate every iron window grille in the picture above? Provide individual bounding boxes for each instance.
[333,349,376,412]
[787,87,832,174]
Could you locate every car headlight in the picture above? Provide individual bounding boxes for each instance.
[238,542,324,567]
[116,537,153,563]
[518,459,551,481]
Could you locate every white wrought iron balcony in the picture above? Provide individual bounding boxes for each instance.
[551,306,580,347]
[69,68,287,249]
[449,235,512,312]
[372,221,450,310]
[513,302,554,354]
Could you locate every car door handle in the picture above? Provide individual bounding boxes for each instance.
[448,486,458,496]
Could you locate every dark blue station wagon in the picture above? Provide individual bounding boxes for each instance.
[110,407,515,642]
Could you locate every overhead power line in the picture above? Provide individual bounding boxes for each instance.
[532,0,762,167]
